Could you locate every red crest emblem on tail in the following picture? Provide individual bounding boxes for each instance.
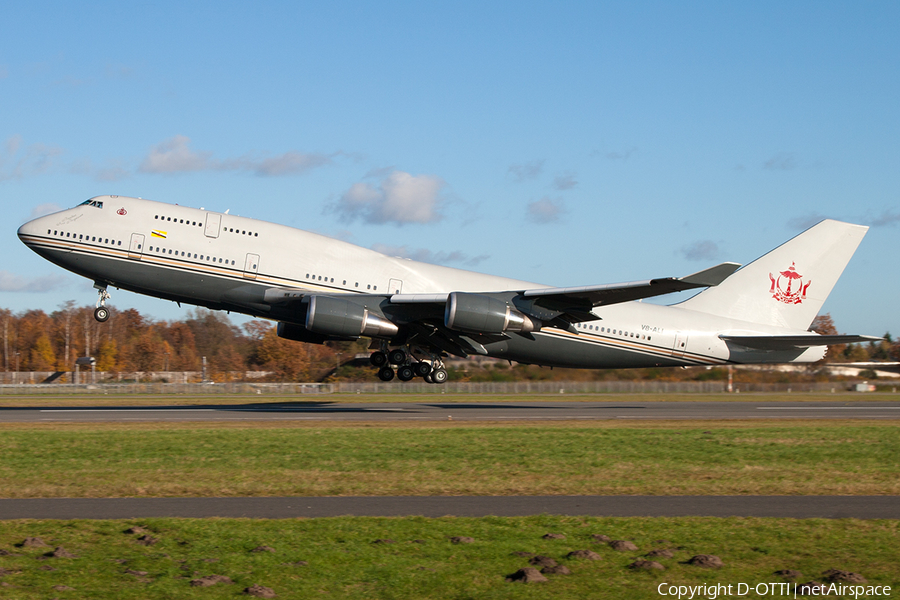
[768,262,811,305]
[117,208,127,216]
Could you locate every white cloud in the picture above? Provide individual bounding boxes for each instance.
[104,64,133,79]
[871,209,900,227]
[508,159,545,182]
[139,135,211,173]
[0,271,67,292]
[763,152,797,170]
[680,240,720,261]
[787,213,832,230]
[526,197,566,224]
[371,243,488,267]
[552,172,578,190]
[139,135,335,176]
[331,171,445,225]
[0,135,65,181]
[252,151,333,176]
[593,146,638,161]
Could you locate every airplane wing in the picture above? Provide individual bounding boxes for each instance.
[518,262,741,308]
[266,263,742,358]
[392,263,741,308]
[720,334,883,351]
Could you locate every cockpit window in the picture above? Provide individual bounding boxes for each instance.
[78,199,104,209]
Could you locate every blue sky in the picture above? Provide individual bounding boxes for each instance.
[2,1,897,337]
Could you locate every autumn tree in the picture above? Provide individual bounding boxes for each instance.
[17,310,52,371]
[30,334,56,371]
[252,328,312,381]
[810,313,845,362]
[1,308,11,372]
[161,321,200,371]
[184,309,250,375]
[96,338,118,372]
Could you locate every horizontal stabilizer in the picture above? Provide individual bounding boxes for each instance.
[720,334,882,351]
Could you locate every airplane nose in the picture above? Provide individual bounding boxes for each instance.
[18,219,37,242]
[18,214,48,248]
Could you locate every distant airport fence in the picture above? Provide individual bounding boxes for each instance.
[0,380,892,395]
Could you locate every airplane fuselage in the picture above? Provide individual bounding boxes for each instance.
[18,195,832,373]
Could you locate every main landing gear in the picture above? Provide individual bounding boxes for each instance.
[93,283,111,322]
[369,346,448,384]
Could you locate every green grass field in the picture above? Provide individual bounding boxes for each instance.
[0,421,897,497]
[0,516,897,600]
[1,396,897,598]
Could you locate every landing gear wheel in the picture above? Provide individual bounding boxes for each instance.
[423,374,434,384]
[93,306,110,322]
[414,362,432,378]
[377,366,395,382]
[370,351,387,367]
[431,368,448,384]
[388,349,407,365]
[397,365,415,381]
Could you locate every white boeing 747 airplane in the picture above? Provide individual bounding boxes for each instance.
[18,195,879,383]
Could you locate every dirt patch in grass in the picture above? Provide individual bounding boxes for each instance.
[0,516,895,599]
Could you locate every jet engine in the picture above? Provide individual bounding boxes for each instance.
[276,322,333,344]
[444,292,538,334]
[304,295,399,338]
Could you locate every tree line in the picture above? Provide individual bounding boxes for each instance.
[0,303,365,382]
[0,305,896,382]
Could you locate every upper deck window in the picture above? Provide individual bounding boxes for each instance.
[78,199,104,209]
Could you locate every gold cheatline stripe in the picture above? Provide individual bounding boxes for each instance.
[24,235,351,294]
[539,328,723,366]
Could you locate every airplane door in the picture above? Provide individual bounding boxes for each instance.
[128,233,145,260]
[243,253,260,280]
[204,213,221,238]
[389,278,403,294]
[672,331,688,358]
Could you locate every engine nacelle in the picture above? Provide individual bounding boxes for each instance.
[276,322,333,345]
[305,295,399,339]
[444,292,538,334]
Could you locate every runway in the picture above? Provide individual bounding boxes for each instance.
[0,496,896,520]
[1,400,899,422]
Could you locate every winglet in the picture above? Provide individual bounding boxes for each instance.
[679,262,741,287]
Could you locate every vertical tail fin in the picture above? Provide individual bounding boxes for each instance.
[679,220,868,330]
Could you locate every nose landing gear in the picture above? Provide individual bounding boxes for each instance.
[93,283,111,323]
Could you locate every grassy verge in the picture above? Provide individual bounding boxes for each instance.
[0,422,896,497]
[0,391,897,406]
[0,516,896,599]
